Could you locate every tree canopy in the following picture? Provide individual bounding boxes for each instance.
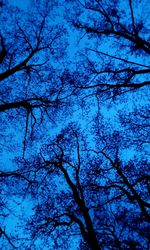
[0,0,149,249]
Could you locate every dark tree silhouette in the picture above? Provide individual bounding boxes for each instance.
[65,0,150,99]
[0,0,149,249]
[0,0,70,157]
[23,126,150,249]
[0,1,67,122]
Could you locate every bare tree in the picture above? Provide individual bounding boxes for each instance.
[65,0,150,98]
[0,1,149,249]
[24,126,149,249]
[0,1,69,156]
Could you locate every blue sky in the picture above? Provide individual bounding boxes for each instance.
[1,0,150,249]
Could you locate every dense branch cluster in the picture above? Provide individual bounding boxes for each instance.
[0,0,149,249]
